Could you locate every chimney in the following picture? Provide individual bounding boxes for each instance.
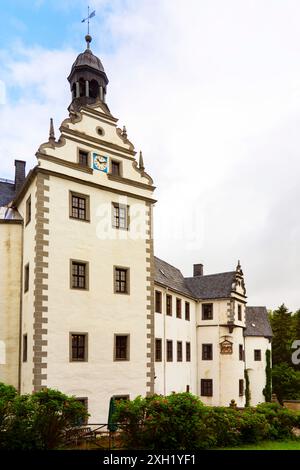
[14,160,26,193]
[193,263,203,277]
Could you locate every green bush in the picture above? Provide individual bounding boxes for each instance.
[0,383,88,450]
[256,402,299,440]
[115,393,300,450]
[114,393,214,450]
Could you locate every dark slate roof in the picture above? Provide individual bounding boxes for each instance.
[154,257,193,297]
[154,257,236,300]
[0,181,15,206]
[185,272,236,300]
[70,49,105,74]
[244,307,273,338]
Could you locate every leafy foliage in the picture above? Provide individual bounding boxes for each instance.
[270,304,293,366]
[272,363,300,404]
[114,392,300,450]
[0,384,88,450]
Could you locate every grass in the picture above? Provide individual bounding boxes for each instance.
[220,439,300,450]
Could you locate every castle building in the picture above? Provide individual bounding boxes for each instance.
[0,36,272,423]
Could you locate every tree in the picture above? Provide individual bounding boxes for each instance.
[272,363,300,403]
[270,304,293,366]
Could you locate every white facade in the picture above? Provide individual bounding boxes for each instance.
[0,40,272,423]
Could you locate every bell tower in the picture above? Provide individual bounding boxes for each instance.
[67,35,109,111]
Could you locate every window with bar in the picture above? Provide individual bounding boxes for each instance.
[202,303,213,320]
[111,160,121,176]
[254,349,261,361]
[166,340,173,362]
[166,294,172,316]
[239,379,244,396]
[186,342,191,362]
[112,203,128,230]
[115,267,129,294]
[71,261,88,289]
[26,195,31,225]
[155,338,162,362]
[115,335,129,361]
[23,334,28,362]
[176,298,182,318]
[201,379,213,397]
[78,150,89,167]
[24,264,29,293]
[155,291,162,313]
[71,334,87,361]
[71,193,89,221]
[239,344,244,361]
[177,341,183,362]
[185,302,190,321]
[238,304,242,321]
[202,344,213,360]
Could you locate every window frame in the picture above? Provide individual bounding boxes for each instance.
[25,195,31,226]
[114,334,130,361]
[112,202,129,230]
[238,304,242,321]
[70,260,89,290]
[69,191,90,222]
[114,266,130,295]
[166,294,172,316]
[111,159,122,177]
[185,301,190,321]
[24,263,29,293]
[166,340,173,362]
[176,298,182,319]
[70,333,88,362]
[239,344,244,361]
[186,341,191,362]
[75,397,88,425]
[155,290,162,313]
[155,338,162,362]
[78,149,90,168]
[201,379,213,397]
[177,341,183,362]
[23,334,28,363]
[202,343,213,360]
[239,379,244,396]
[254,349,262,361]
[202,303,213,320]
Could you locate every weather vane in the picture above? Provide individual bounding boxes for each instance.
[81,6,96,36]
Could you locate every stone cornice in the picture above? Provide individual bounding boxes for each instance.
[36,152,93,174]
[60,126,136,157]
[107,174,155,192]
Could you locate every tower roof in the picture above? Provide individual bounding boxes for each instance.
[69,47,105,75]
[67,35,108,84]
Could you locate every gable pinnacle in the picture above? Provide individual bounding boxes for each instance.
[122,125,127,139]
[139,151,145,171]
[49,118,55,143]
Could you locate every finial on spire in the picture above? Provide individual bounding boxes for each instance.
[139,151,145,171]
[85,34,92,49]
[122,126,127,139]
[49,118,55,143]
[81,6,96,40]
[236,260,242,272]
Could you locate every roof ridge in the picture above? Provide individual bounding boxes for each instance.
[185,271,235,280]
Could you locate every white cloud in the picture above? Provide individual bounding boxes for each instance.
[1,0,300,310]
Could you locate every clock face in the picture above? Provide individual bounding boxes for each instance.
[93,153,108,172]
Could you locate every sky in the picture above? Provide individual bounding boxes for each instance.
[0,0,299,311]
